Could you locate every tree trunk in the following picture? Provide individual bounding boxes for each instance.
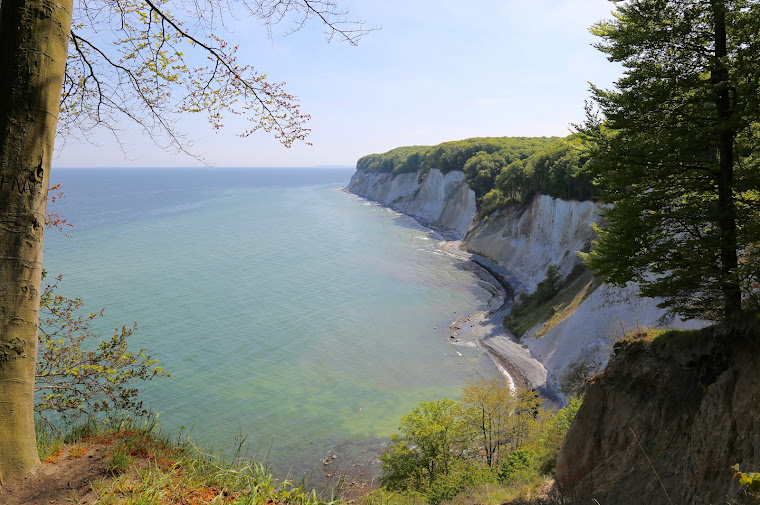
[0,0,72,483]
[710,0,742,319]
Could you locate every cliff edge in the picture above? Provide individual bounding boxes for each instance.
[555,320,760,504]
[345,167,703,396]
[463,195,599,293]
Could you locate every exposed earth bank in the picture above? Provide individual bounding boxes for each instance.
[555,319,760,504]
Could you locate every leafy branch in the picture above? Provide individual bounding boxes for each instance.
[58,0,376,158]
[36,274,170,425]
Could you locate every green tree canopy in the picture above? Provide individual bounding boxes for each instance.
[579,0,760,320]
[36,274,169,426]
[380,398,464,491]
[355,136,595,210]
[459,379,543,468]
[378,385,580,502]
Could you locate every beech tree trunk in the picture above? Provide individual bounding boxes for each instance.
[710,0,742,318]
[0,0,72,483]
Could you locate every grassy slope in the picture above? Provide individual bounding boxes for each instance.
[25,417,563,505]
[505,268,602,341]
[19,417,338,505]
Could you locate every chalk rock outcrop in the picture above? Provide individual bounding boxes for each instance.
[347,169,476,239]
[347,168,702,394]
[463,195,600,292]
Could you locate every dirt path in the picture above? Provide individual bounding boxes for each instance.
[0,444,111,505]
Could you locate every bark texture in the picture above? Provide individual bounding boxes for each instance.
[710,0,742,318]
[0,0,73,483]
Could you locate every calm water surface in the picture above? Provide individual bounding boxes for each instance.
[43,167,499,475]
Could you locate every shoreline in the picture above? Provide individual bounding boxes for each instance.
[341,188,552,398]
[315,189,560,497]
[441,241,553,398]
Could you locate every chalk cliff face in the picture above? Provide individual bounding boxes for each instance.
[346,168,701,392]
[524,282,703,394]
[346,169,477,239]
[463,195,599,292]
[461,194,701,391]
[349,166,744,502]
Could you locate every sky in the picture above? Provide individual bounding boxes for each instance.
[54,0,622,168]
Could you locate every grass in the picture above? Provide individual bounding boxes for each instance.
[35,416,337,505]
[355,475,556,505]
[534,273,597,339]
[448,476,556,505]
[34,400,581,505]
[95,450,329,505]
[36,424,66,462]
[505,267,600,340]
[104,443,134,475]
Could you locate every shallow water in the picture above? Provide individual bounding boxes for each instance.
[43,167,500,475]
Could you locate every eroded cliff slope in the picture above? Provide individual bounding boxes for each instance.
[555,320,760,504]
[460,190,701,394]
[463,195,598,292]
[346,168,701,394]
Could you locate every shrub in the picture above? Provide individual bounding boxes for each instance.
[732,464,760,503]
[504,265,561,339]
[36,274,170,425]
[498,449,533,484]
[558,359,597,397]
[536,396,582,474]
[380,399,465,491]
[380,387,584,503]
[428,461,497,505]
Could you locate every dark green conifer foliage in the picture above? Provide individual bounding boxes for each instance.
[580,0,760,320]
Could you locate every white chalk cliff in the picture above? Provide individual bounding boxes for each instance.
[463,195,599,293]
[347,168,477,239]
[347,168,702,395]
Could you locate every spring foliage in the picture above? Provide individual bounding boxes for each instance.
[356,136,595,209]
[381,399,465,492]
[35,274,169,425]
[380,380,581,503]
[578,0,760,320]
[59,0,373,155]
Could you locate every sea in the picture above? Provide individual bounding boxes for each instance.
[43,167,502,480]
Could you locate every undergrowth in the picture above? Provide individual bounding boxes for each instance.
[357,475,554,505]
[505,265,598,340]
[35,416,336,505]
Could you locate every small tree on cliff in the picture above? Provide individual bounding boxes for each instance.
[579,0,760,320]
[0,0,370,482]
[36,274,169,425]
[380,399,465,491]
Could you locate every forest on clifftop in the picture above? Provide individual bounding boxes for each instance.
[356,136,596,215]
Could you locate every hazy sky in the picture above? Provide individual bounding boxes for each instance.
[54,0,622,168]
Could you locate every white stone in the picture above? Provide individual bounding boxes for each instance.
[464,195,600,292]
[347,169,476,238]
[347,171,706,398]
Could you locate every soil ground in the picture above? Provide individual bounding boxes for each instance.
[0,443,111,505]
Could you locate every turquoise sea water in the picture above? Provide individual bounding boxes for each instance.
[43,167,500,476]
